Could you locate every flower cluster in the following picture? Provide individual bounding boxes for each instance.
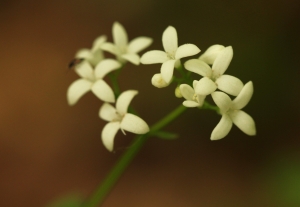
[140,27,256,140]
[67,22,151,151]
[67,22,256,152]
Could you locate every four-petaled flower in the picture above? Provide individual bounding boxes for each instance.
[185,46,243,96]
[210,81,256,140]
[180,80,206,107]
[99,90,150,151]
[67,59,121,105]
[140,26,200,84]
[101,22,153,65]
[75,35,107,66]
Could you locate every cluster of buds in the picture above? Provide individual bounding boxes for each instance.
[67,22,256,151]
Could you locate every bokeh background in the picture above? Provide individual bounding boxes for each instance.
[0,0,299,206]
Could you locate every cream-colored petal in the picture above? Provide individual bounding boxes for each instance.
[175,44,200,59]
[211,91,232,112]
[140,50,169,64]
[95,59,121,79]
[101,42,119,56]
[91,80,115,103]
[162,26,178,54]
[212,46,233,76]
[99,103,118,122]
[193,80,198,89]
[199,44,225,65]
[67,79,92,106]
[89,49,104,66]
[183,100,200,107]
[74,61,94,80]
[151,73,170,88]
[196,94,206,107]
[101,122,120,151]
[91,35,107,52]
[128,37,153,53]
[75,49,92,59]
[231,81,254,110]
[229,110,256,136]
[116,90,138,115]
[160,59,176,83]
[216,75,244,96]
[120,113,150,134]
[179,84,194,100]
[195,77,217,95]
[184,59,212,77]
[121,53,140,65]
[113,22,128,52]
[210,114,233,140]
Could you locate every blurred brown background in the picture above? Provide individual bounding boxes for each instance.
[0,0,299,206]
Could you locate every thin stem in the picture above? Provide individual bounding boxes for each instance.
[82,105,187,207]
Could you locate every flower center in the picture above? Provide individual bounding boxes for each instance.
[112,112,124,122]
[166,52,175,59]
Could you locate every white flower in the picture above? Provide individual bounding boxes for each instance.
[180,80,206,107]
[99,90,150,151]
[151,73,170,88]
[199,44,225,65]
[101,22,153,65]
[75,35,107,66]
[67,59,121,105]
[140,26,200,84]
[185,46,243,96]
[210,81,256,140]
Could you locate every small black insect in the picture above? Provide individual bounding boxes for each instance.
[68,58,84,69]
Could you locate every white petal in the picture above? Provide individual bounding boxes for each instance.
[212,46,233,76]
[160,59,176,83]
[75,49,92,59]
[216,75,244,96]
[89,49,104,66]
[184,59,212,77]
[140,50,169,64]
[162,26,178,54]
[229,110,256,136]
[99,103,118,122]
[199,44,225,65]
[193,80,198,89]
[74,61,94,80]
[128,37,153,53]
[91,80,115,103]
[179,84,194,100]
[91,35,107,52]
[151,73,170,88]
[67,79,92,105]
[101,42,119,56]
[94,59,121,79]
[210,114,233,140]
[211,91,232,112]
[195,77,217,95]
[232,81,254,110]
[101,122,120,151]
[175,44,200,59]
[121,53,140,65]
[116,90,138,115]
[183,100,200,107]
[120,113,150,134]
[196,94,206,107]
[113,22,128,52]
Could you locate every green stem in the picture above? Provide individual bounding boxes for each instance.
[82,105,187,207]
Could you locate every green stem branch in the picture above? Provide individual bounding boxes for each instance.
[82,105,187,207]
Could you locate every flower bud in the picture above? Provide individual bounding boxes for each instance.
[151,73,170,88]
[175,86,182,98]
